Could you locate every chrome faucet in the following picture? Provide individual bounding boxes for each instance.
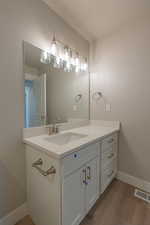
[48,124,60,135]
[52,124,59,134]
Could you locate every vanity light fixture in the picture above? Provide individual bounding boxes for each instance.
[40,34,88,73]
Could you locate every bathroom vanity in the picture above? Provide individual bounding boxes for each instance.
[24,122,119,225]
[23,41,120,225]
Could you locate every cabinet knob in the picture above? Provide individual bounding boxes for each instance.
[108,138,114,144]
[107,170,114,178]
[108,153,114,159]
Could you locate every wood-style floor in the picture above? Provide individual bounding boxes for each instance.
[16,180,150,225]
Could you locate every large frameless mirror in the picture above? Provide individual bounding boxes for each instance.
[23,42,89,128]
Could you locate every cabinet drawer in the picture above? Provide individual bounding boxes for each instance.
[101,133,117,151]
[62,143,99,177]
[101,146,115,169]
[101,158,117,193]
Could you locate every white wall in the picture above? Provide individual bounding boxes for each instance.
[0,0,89,218]
[90,16,150,182]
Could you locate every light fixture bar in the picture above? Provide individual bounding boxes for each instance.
[40,34,88,73]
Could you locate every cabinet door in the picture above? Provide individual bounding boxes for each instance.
[62,167,85,225]
[85,157,99,213]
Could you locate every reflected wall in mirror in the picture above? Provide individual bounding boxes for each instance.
[23,42,89,128]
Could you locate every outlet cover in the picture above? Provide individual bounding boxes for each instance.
[105,103,111,112]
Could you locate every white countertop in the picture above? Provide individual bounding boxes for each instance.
[24,121,120,159]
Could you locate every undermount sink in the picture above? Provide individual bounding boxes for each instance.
[44,132,87,145]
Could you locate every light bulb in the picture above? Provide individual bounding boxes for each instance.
[51,42,57,56]
[76,57,79,66]
[80,63,84,71]
[40,51,48,63]
[75,53,80,73]
[58,43,64,61]
[82,58,88,71]
[64,47,69,62]
[75,64,80,73]
[83,63,88,71]
[79,57,84,71]
[59,51,64,61]
[71,57,75,66]
[66,61,71,71]
[56,56,60,65]
[70,50,75,66]
[43,51,47,60]
[50,35,57,57]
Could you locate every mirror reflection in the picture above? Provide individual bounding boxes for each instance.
[23,42,89,128]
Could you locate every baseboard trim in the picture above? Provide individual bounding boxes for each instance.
[0,203,28,225]
[117,171,150,193]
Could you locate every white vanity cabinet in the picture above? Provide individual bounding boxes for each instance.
[25,131,118,225]
[26,142,100,225]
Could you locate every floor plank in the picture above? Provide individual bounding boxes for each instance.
[16,180,150,225]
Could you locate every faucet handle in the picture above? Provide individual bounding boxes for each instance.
[55,124,60,133]
[47,123,61,135]
[47,125,53,135]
